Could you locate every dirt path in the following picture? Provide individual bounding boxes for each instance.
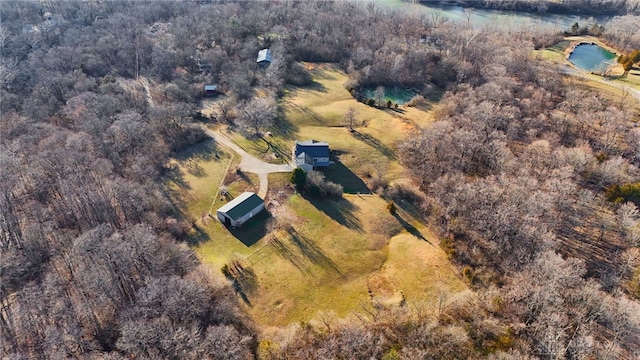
[137,76,291,198]
[203,127,292,198]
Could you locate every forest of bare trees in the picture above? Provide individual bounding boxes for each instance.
[1,0,639,358]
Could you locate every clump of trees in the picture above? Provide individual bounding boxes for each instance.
[565,22,605,36]
[289,169,343,197]
[306,170,344,197]
[603,15,640,52]
[397,24,640,357]
[618,49,640,76]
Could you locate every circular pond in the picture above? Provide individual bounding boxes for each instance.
[568,43,617,72]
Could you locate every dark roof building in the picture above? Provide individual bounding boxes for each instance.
[293,140,331,172]
[216,192,265,227]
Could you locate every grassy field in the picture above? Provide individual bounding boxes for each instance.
[237,63,435,185]
[169,139,234,222]
[228,193,466,326]
[164,64,467,327]
[537,40,572,64]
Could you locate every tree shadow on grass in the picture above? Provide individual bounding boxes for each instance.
[301,80,328,92]
[392,212,431,245]
[186,223,211,245]
[227,210,272,247]
[287,227,342,276]
[384,185,428,223]
[162,163,191,190]
[351,130,396,160]
[321,161,371,194]
[236,169,255,188]
[257,137,292,164]
[223,260,258,307]
[382,106,407,114]
[283,101,326,126]
[305,196,363,232]
[269,236,310,274]
[174,138,219,162]
[269,227,343,276]
[270,107,299,140]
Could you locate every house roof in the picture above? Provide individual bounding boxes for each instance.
[294,140,330,158]
[257,49,273,63]
[204,85,218,91]
[217,192,264,220]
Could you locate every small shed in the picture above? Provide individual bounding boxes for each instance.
[216,192,265,228]
[204,84,219,96]
[257,48,273,66]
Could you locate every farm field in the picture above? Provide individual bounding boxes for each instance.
[166,64,467,327]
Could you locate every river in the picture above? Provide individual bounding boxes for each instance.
[374,0,613,30]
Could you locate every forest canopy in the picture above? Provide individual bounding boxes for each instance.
[1,0,639,359]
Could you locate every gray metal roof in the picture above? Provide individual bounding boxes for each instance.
[257,49,273,63]
[217,192,264,220]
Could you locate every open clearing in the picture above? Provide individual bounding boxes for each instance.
[166,64,467,327]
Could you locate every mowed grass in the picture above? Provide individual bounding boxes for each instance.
[216,63,436,188]
[536,40,572,63]
[174,63,465,327]
[241,194,466,326]
[181,157,466,326]
[169,139,233,221]
[251,64,435,184]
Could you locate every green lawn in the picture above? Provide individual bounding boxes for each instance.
[231,64,435,184]
[169,139,234,221]
[173,64,464,327]
[536,40,572,63]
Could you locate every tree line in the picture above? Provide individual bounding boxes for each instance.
[446,0,640,16]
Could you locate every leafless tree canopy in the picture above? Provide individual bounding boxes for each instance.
[1,0,639,358]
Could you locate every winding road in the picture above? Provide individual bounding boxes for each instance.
[203,128,292,198]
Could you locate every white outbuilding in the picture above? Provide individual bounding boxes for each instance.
[216,192,265,228]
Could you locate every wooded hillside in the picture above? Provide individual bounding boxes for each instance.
[1,1,639,358]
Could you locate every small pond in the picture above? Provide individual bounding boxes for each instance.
[361,87,416,105]
[568,44,617,72]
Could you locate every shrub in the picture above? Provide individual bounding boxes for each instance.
[290,168,307,191]
[440,236,456,259]
[386,100,392,108]
[606,182,640,206]
[386,202,397,214]
[367,98,376,106]
[306,170,343,197]
[462,266,476,283]
[406,94,425,107]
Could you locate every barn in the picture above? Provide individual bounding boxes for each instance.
[216,192,265,228]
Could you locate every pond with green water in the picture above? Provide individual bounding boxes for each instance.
[361,87,416,105]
